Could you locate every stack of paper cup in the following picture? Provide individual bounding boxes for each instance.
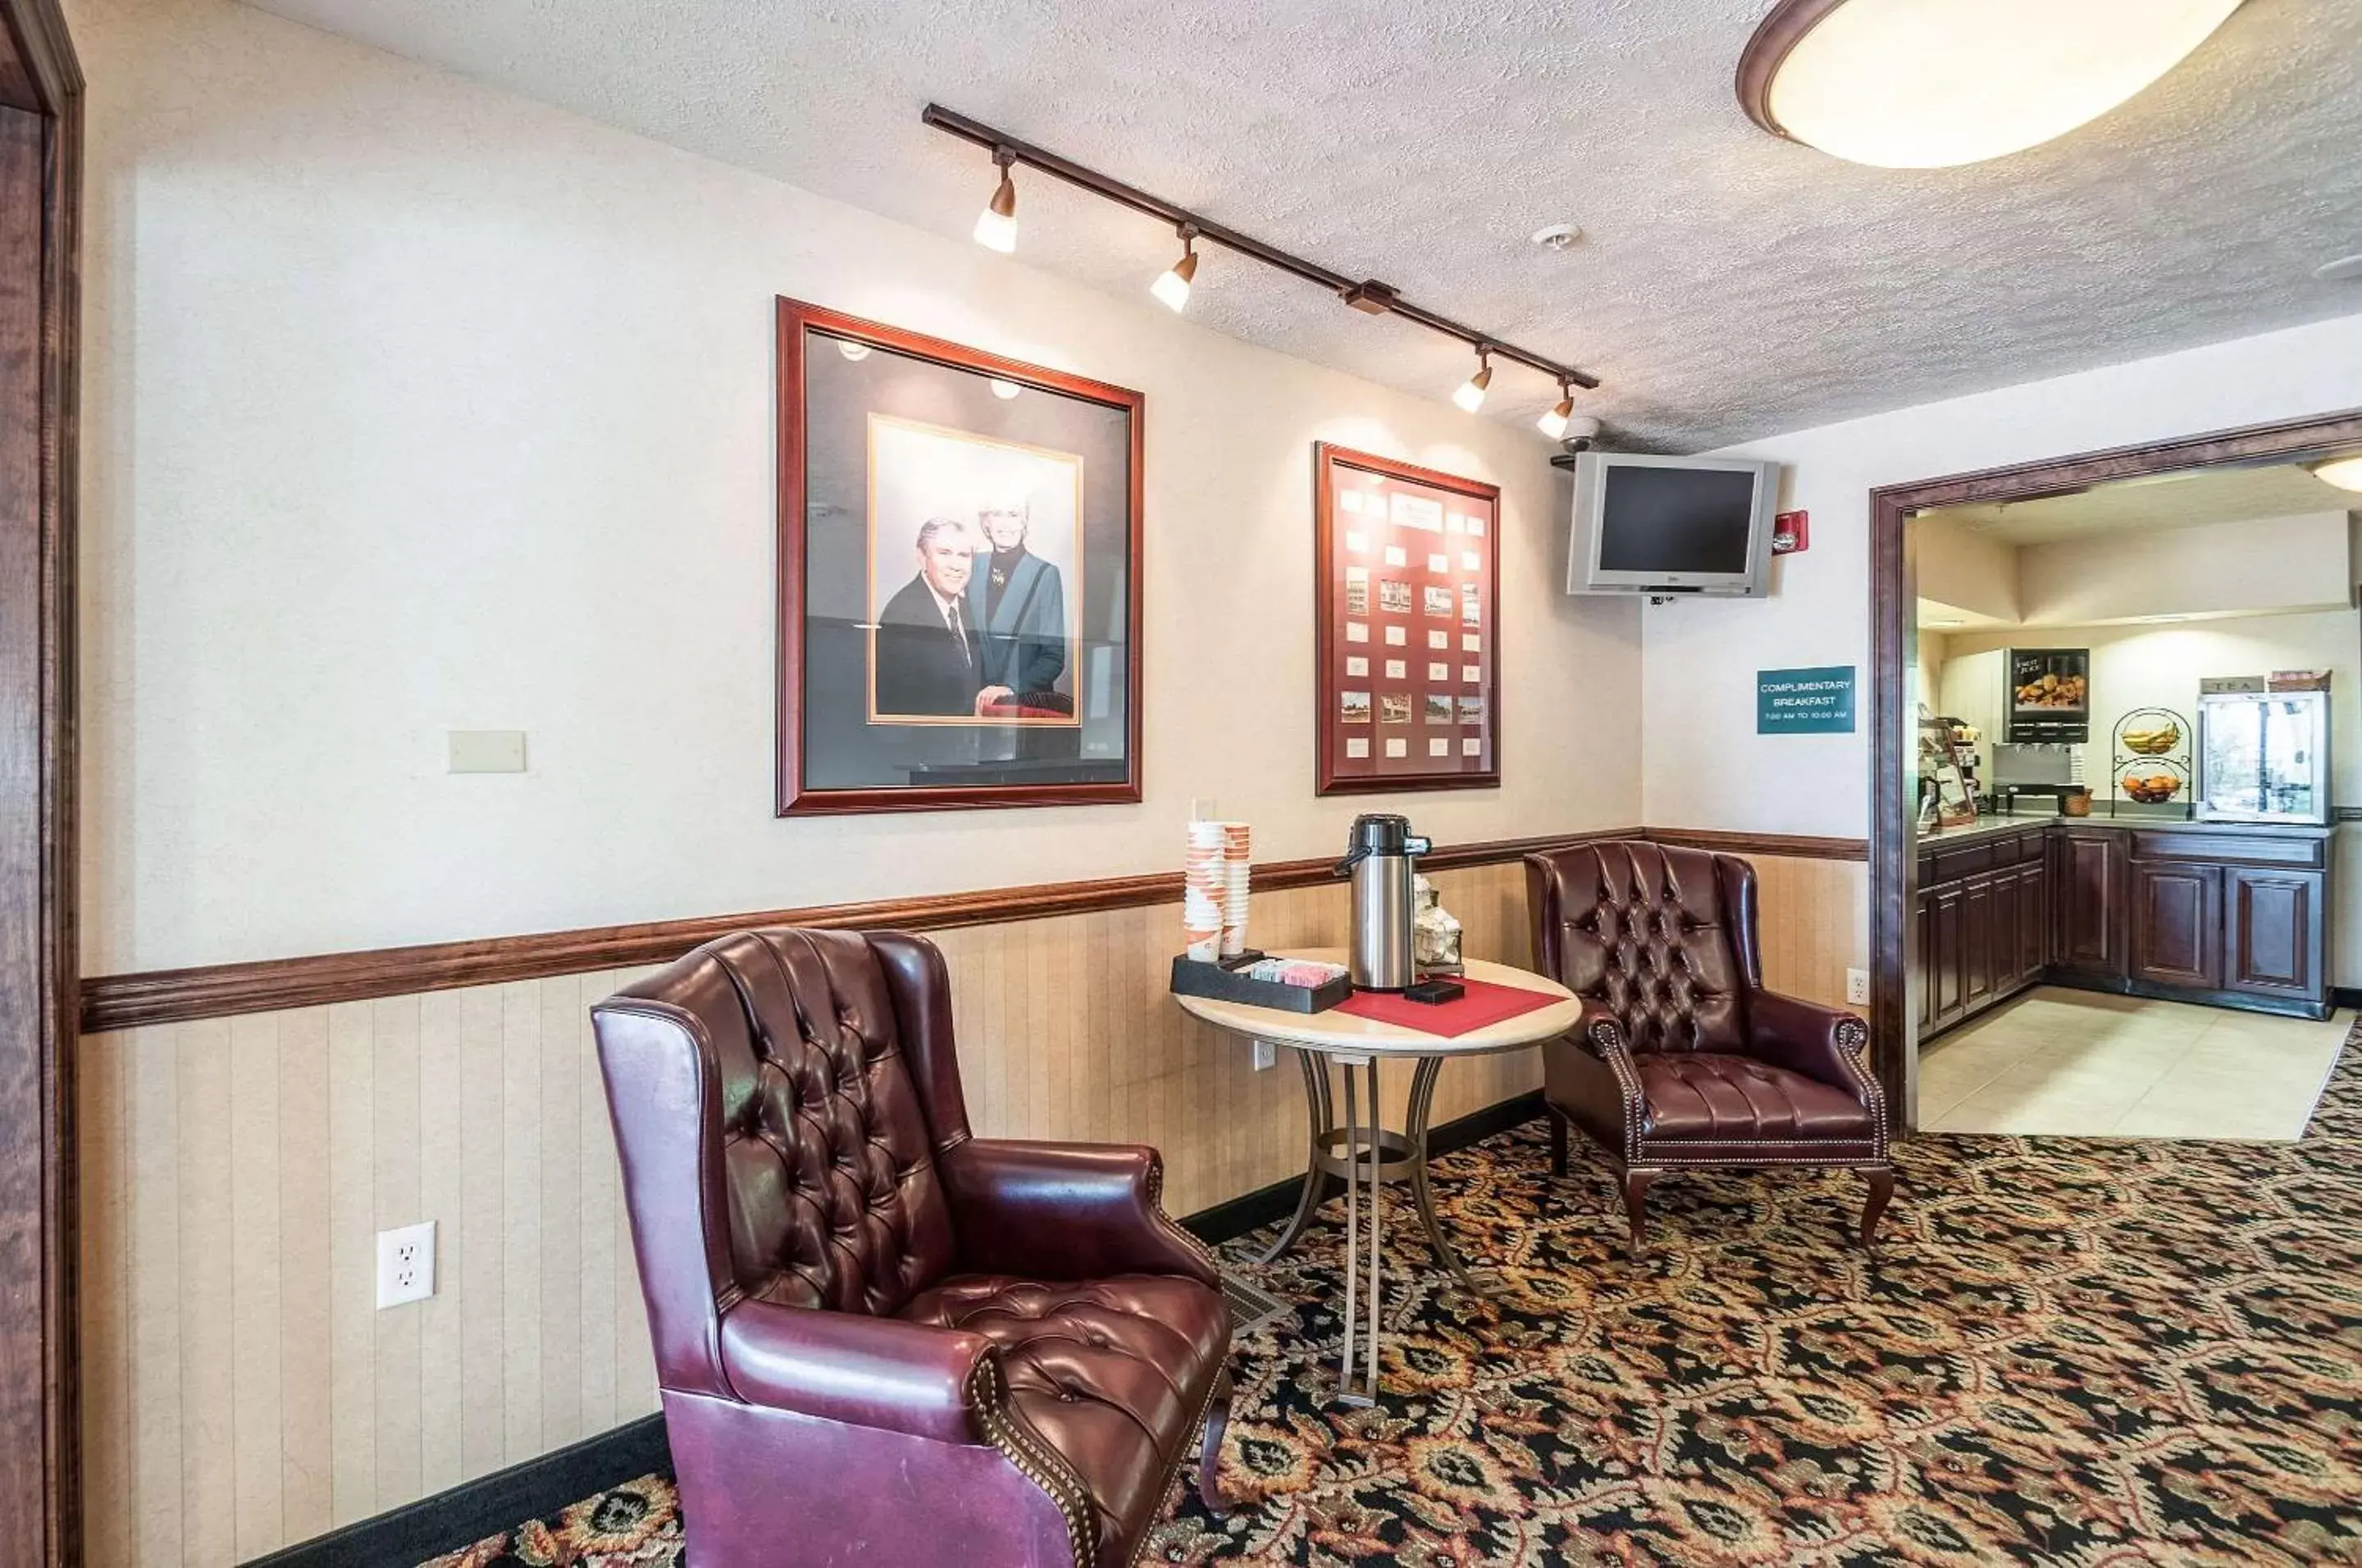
[1183,820,1227,961]
[1220,822,1252,957]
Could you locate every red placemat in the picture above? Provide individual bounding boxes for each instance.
[1332,977,1566,1039]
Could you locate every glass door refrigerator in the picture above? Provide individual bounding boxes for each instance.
[2196,676,2331,825]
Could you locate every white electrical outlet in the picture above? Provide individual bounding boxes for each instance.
[1845,968,1870,1006]
[376,1221,436,1309]
[1251,1039,1277,1071]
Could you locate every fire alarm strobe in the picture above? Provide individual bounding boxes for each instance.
[1772,510,1808,554]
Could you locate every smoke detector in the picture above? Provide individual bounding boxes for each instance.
[1531,223,1582,252]
[2316,253,2362,283]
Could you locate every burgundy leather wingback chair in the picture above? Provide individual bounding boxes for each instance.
[1525,841,1894,1253]
[592,928,1233,1568]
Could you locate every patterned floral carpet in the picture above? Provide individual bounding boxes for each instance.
[424,1035,2362,1567]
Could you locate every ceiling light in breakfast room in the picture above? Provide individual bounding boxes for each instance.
[2310,455,2362,494]
[1737,0,2244,169]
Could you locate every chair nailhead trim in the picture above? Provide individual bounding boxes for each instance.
[1147,1160,1224,1279]
[971,1356,1097,1568]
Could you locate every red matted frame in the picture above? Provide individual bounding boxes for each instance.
[1313,443,1502,795]
[775,297,1145,815]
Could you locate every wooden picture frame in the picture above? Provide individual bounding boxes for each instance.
[1313,443,1502,795]
[776,298,1144,814]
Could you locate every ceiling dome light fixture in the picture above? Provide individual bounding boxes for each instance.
[1452,348,1494,414]
[2311,455,2362,495]
[1151,225,1200,312]
[972,147,1019,252]
[1537,378,1576,440]
[988,377,1023,400]
[1736,0,2245,170]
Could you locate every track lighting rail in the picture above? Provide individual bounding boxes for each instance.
[921,103,1599,393]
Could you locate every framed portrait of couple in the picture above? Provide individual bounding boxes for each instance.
[775,298,1144,814]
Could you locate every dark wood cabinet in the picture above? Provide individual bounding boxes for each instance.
[1916,825,2051,1040]
[2009,859,2049,990]
[2052,828,2123,979]
[2223,866,2323,1001]
[2130,860,2222,990]
[1916,818,2331,1042]
[1927,881,1967,1029]
[1962,872,1999,1012]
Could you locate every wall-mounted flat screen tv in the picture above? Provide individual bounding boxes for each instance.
[1562,452,1780,598]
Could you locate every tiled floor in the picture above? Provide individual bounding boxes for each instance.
[1918,986,2349,1139]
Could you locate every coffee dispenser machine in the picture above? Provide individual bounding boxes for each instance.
[1334,814,1431,991]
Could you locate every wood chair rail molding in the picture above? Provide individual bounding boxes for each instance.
[80,826,1867,1033]
[1641,827,1867,862]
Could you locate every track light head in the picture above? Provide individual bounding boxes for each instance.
[973,150,1019,253]
[1536,381,1575,440]
[1452,349,1493,414]
[1151,226,1199,312]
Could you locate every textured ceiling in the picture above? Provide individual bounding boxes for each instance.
[235,0,2362,449]
[1931,463,2361,544]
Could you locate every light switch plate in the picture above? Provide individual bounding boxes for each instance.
[1845,968,1870,1006]
[376,1221,436,1308]
[448,730,527,773]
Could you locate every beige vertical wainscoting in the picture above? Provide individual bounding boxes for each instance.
[75,853,1862,1566]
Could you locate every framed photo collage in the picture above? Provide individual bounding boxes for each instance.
[1312,443,1502,795]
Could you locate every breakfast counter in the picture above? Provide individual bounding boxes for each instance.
[1918,810,2336,850]
[1913,809,2334,1037]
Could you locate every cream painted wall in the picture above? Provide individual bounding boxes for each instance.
[1940,613,2360,803]
[74,0,1643,975]
[2016,511,2353,626]
[1640,310,2362,838]
[1915,515,2018,623]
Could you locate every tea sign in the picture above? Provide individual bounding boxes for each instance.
[1757,665,1856,734]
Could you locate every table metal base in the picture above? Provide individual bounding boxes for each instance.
[1260,1045,1482,1296]
[1333,1055,1381,1406]
[1259,1042,1490,1406]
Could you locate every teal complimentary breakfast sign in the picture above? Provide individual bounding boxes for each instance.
[1757,665,1856,734]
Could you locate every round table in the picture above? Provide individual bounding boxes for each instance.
[1174,950,1580,1404]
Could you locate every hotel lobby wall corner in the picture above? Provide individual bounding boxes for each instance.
[74,852,1864,1564]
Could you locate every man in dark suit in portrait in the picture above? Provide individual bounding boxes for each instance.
[965,498,1069,712]
[873,517,986,718]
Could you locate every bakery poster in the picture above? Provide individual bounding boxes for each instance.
[2004,646,2091,744]
[1314,444,1501,794]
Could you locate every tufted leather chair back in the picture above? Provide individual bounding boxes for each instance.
[592,929,969,1395]
[1525,841,1760,1055]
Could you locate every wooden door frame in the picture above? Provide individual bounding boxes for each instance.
[0,0,78,1563]
[1867,406,2362,1124]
